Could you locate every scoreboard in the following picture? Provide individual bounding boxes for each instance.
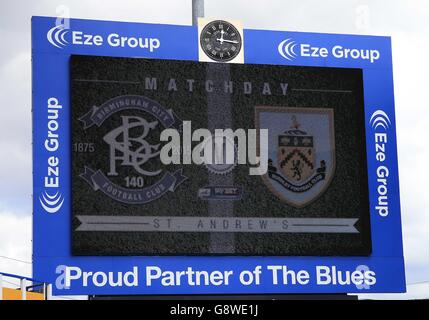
[32,16,405,295]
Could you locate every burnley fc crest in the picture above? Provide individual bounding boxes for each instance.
[256,107,335,207]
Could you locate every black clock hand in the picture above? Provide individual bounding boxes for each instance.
[221,39,239,44]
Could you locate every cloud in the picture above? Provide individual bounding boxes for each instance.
[0,52,32,213]
[391,31,429,284]
[0,209,88,300]
[0,210,32,280]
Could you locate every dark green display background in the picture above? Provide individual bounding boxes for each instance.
[71,55,371,256]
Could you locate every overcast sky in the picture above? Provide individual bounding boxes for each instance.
[0,0,428,299]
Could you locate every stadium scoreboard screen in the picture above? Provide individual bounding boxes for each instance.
[71,56,370,256]
[32,16,405,295]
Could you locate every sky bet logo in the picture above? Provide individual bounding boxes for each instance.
[47,24,161,52]
[278,38,380,63]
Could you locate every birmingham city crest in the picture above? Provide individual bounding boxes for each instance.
[77,95,186,204]
[256,107,335,207]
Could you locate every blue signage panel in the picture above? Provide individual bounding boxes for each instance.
[32,16,405,295]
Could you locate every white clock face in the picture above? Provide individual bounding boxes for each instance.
[200,20,242,62]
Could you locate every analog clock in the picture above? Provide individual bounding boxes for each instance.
[200,20,242,62]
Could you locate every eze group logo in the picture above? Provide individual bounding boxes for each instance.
[370,109,391,218]
[39,97,64,214]
[369,110,391,130]
[39,191,64,214]
[45,21,161,52]
[278,37,381,63]
[277,38,298,61]
[47,24,70,49]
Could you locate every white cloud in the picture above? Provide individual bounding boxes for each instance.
[0,210,32,282]
[0,52,32,213]
[391,31,429,284]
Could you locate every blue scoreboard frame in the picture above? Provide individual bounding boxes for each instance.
[32,16,405,295]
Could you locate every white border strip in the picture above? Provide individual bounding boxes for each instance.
[76,216,358,233]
